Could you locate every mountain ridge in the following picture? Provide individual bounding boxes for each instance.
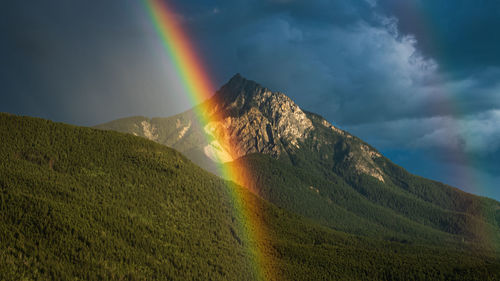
[96,74,500,250]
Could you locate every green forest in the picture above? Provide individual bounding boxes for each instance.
[1,113,499,280]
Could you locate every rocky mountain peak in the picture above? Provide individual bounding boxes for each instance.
[216,74,309,123]
[217,73,268,104]
[97,74,386,182]
[202,74,313,160]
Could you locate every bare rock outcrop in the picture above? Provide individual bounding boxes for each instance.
[203,74,313,160]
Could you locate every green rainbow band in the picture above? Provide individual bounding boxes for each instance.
[142,0,272,279]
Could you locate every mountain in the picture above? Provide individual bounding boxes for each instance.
[0,113,256,280]
[97,74,500,249]
[2,113,500,280]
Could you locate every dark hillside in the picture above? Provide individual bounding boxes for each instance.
[0,113,255,280]
[1,113,499,280]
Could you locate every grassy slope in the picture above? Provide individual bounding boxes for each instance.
[1,113,500,280]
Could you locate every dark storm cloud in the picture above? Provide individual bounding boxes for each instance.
[1,0,498,199]
[173,0,500,146]
[170,0,500,198]
[376,0,500,74]
[174,0,442,124]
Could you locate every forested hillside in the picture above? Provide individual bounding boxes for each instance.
[1,113,500,280]
[97,75,500,250]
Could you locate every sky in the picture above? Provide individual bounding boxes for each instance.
[1,0,499,200]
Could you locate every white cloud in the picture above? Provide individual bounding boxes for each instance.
[346,109,500,155]
[229,14,440,125]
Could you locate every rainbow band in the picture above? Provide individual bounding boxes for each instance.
[143,0,272,279]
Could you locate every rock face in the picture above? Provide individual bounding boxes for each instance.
[204,74,313,160]
[204,74,385,182]
[139,120,158,141]
[316,115,385,182]
[96,74,386,182]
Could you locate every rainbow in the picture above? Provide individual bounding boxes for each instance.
[142,0,274,279]
[384,2,496,248]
